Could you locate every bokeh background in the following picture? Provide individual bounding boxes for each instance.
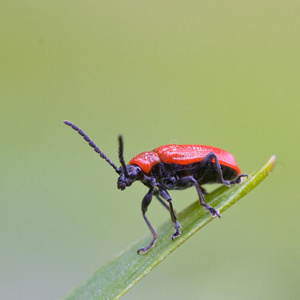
[1,1,299,299]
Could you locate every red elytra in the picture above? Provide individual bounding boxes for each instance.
[130,144,241,175]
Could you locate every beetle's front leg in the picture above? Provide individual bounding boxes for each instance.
[158,187,181,240]
[137,187,158,254]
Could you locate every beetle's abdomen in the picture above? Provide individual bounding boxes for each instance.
[129,151,160,173]
[155,144,241,174]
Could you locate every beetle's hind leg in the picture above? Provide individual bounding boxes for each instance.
[230,174,248,184]
[200,152,232,187]
[201,152,248,186]
[137,187,158,254]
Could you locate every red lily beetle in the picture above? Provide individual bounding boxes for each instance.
[63,121,247,254]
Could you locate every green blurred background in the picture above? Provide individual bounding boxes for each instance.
[1,1,299,299]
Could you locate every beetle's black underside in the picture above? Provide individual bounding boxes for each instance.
[150,161,238,190]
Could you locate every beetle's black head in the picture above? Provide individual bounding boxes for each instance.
[117,164,142,190]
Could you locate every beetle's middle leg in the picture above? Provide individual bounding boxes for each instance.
[193,178,221,218]
[158,187,181,240]
[153,189,171,212]
[177,176,221,218]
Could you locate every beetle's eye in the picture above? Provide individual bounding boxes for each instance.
[127,166,140,179]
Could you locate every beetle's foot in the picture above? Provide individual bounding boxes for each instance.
[137,238,157,255]
[223,180,231,187]
[171,229,181,240]
[205,205,221,218]
[171,221,181,240]
[230,174,248,185]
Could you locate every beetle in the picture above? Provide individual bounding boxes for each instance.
[63,120,247,254]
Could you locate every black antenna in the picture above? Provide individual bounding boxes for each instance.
[63,120,120,173]
[118,135,129,177]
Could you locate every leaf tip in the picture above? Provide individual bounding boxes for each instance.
[269,155,276,168]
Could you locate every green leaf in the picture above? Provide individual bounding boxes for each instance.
[62,155,276,300]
